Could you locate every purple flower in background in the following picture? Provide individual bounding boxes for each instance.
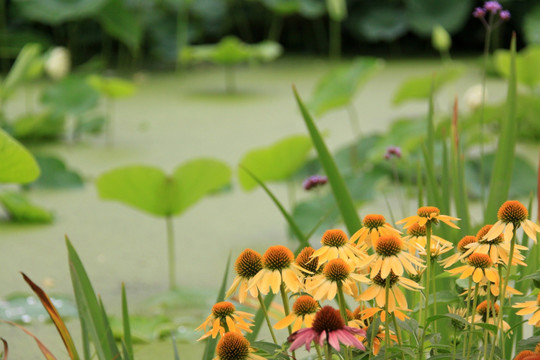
[384,146,402,160]
[303,175,328,191]
[499,10,511,20]
[484,1,502,13]
[473,7,486,18]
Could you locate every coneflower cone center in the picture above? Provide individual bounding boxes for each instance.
[375,235,402,257]
[498,200,527,224]
[457,236,477,253]
[321,229,348,247]
[293,295,318,316]
[476,301,499,321]
[216,333,250,360]
[363,214,386,229]
[372,271,399,287]
[417,206,440,218]
[408,223,426,237]
[212,302,236,319]
[296,247,320,275]
[263,245,293,271]
[312,306,345,334]
[535,342,540,354]
[323,259,350,282]
[235,249,262,278]
[468,253,492,269]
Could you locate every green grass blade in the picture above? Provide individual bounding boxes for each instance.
[65,236,120,360]
[427,77,435,169]
[239,165,308,247]
[202,253,231,360]
[451,98,470,235]
[485,34,518,222]
[121,283,133,360]
[441,134,450,215]
[421,145,441,206]
[293,85,361,234]
[98,299,120,359]
[171,333,180,360]
[80,318,90,360]
[417,161,424,207]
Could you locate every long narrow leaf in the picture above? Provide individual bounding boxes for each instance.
[121,283,133,360]
[202,253,231,360]
[98,299,120,358]
[21,273,80,360]
[422,145,441,206]
[239,165,308,247]
[451,98,470,235]
[171,333,180,360]
[485,34,518,221]
[1,338,8,360]
[0,320,56,360]
[293,86,361,234]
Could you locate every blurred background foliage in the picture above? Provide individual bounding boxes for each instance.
[2,0,540,71]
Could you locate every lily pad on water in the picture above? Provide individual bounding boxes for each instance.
[26,155,84,189]
[41,76,100,116]
[0,293,77,323]
[495,45,540,90]
[0,128,40,184]
[87,75,137,99]
[0,192,54,223]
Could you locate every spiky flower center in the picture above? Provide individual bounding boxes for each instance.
[372,271,399,287]
[407,223,426,237]
[262,245,293,271]
[296,247,321,276]
[235,249,263,279]
[321,229,348,247]
[514,351,536,360]
[417,206,440,218]
[476,225,503,244]
[497,200,528,224]
[476,300,499,320]
[535,342,540,354]
[323,258,350,283]
[216,332,250,360]
[212,301,236,319]
[292,295,319,316]
[312,306,345,334]
[457,236,477,253]
[375,235,402,257]
[467,253,492,269]
[363,214,386,229]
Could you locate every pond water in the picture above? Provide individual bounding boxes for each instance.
[1,56,506,358]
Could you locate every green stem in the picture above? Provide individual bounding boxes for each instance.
[431,257,437,339]
[329,19,341,61]
[280,281,296,359]
[325,342,332,360]
[483,285,492,360]
[466,283,480,360]
[315,343,323,360]
[166,215,176,290]
[417,222,432,360]
[463,277,473,357]
[105,98,115,147]
[392,314,405,360]
[267,14,283,42]
[336,283,351,360]
[384,276,390,360]
[452,327,457,360]
[480,25,492,216]
[257,292,278,344]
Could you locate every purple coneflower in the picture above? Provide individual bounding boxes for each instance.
[287,305,366,353]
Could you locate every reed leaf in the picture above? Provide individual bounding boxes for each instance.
[121,284,133,360]
[0,320,56,360]
[293,85,361,234]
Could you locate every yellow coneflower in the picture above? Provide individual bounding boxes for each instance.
[462,224,527,266]
[360,306,410,322]
[471,300,511,334]
[402,223,452,255]
[357,270,422,313]
[416,237,453,260]
[295,246,323,279]
[307,258,368,301]
[441,235,477,268]
[447,253,499,284]
[196,301,254,340]
[513,293,540,327]
[397,206,460,230]
[248,245,305,295]
[365,234,425,279]
[350,214,401,247]
[485,200,540,243]
[274,295,319,332]
[460,279,521,300]
[215,332,266,360]
[311,229,367,269]
[226,249,263,303]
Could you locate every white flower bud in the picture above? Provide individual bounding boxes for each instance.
[44,47,70,81]
[464,84,486,111]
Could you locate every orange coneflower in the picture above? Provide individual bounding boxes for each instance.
[274,295,319,332]
[295,246,323,280]
[350,214,401,247]
[513,293,540,327]
[307,258,368,301]
[460,279,521,300]
[485,200,540,243]
[402,223,452,255]
[397,206,460,230]
[441,235,477,268]
[248,245,305,295]
[196,301,254,340]
[471,300,511,334]
[514,350,540,360]
[365,234,425,279]
[360,306,410,322]
[226,249,263,303]
[447,253,499,284]
[311,229,367,269]
[215,332,266,360]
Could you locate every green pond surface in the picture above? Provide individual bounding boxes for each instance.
[0,56,508,359]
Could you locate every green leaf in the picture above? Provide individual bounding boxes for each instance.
[494,45,540,89]
[28,155,84,190]
[11,112,65,140]
[405,0,472,36]
[347,4,408,42]
[41,76,100,116]
[109,314,178,343]
[96,159,231,217]
[308,57,383,116]
[293,86,361,235]
[523,4,540,45]
[238,135,312,191]
[98,0,143,53]
[392,65,464,105]
[260,0,299,15]
[517,336,540,353]
[87,75,136,99]
[0,192,53,223]
[13,0,107,25]
[485,35,518,222]
[1,43,42,100]
[121,284,133,359]
[0,128,40,184]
